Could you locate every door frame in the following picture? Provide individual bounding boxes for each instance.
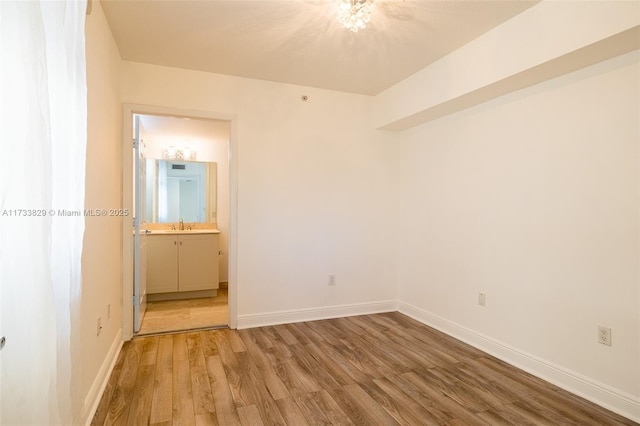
[121,104,238,340]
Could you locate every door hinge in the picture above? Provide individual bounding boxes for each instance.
[133,295,139,306]
[132,138,137,149]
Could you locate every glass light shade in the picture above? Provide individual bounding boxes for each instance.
[163,146,197,161]
[337,0,373,32]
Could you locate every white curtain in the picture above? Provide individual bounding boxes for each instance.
[0,1,87,424]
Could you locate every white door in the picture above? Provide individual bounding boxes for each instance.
[133,115,148,333]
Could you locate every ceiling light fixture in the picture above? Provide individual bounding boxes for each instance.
[163,146,196,161]
[337,0,374,33]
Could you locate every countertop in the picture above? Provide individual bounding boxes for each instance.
[138,229,220,235]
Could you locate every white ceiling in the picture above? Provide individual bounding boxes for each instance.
[101,0,539,95]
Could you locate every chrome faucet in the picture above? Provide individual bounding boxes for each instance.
[179,219,184,230]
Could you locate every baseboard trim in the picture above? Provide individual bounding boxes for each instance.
[82,328,123,426]
[398,301,640,423]
[147,289,217,302]
[237,300,398,329]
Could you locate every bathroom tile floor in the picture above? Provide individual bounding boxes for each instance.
[137,288,228,335]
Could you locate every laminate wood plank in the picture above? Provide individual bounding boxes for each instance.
[475,407,539,426]
[248,326,276,350]
[194,412,218,426]
[186,333,216,416]
[283,353,324,393]
[282,322,314,345]
[332,317,410,378]
[237,404,264,426]
[358,380,439,426]
[214,329,255,408]
[465,356,592,424]
[382,370,456,425]
[327,319,397,376]
[206,354,242,426]
[295,320,328,345]
[307,341,369,386]
[333,317,418,377]
[331,384,401,426]
[531,387,635,426]
[365,315,464,368]
[259,343,315,395]
[228,328,247,353]
[292,389,355,426]
[286,341,344,391]
[319,334,385,382]
[371,377,448,425]
[476,355,559,393]
[345,316,428,371]
[309,322,378,385]
[201,329,220,357]
[541,388,637,425]
[103,338,144,425]
[172,334,196,426]
[442,361,520,406]
[414,367,491,414]
[139,335,159,366]
[91,340,128,426]
[271,324,299,346]
[238,329,290,400]
[259,327,294,359]
[381,312,489,363]
[404,369,495,425]
[125,364,156,426]
[150,335,173,425]
[275,396,309,426]
[504,399,573,425]
[236,350,287,425]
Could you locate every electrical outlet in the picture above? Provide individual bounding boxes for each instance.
[328,274,336,286]
[598,326,611,346]
[478,292,486,307]
[97,317,102,336]
[107,304,111,319]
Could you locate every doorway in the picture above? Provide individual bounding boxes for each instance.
[122,104,237,340]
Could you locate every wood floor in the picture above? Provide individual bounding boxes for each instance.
[92,312,636,426]
[138,289,228,335]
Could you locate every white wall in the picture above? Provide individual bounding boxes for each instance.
[204,130,230,282]
[82,1,124,421]
[397,51,639,416]
[121,62,400,325]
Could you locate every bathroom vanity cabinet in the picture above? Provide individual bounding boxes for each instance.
[146,232,219,295]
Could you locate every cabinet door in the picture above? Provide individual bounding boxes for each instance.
[178,234,218,292]
[146,235,179,293]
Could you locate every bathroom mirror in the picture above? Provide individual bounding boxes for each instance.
[145,159,217,224]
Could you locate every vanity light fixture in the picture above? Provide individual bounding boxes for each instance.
[162,146,197,161]
[337,0,374,32]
